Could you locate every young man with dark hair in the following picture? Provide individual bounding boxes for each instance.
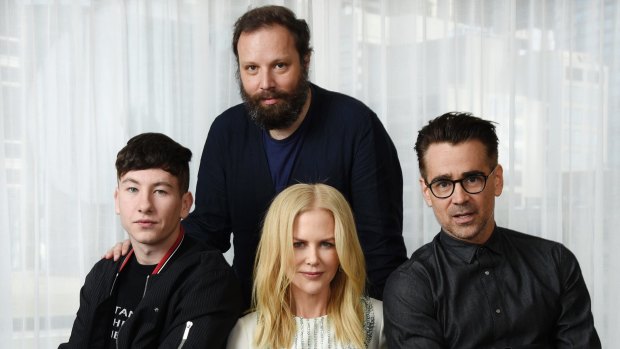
[383,112,600,348]
[60,133,241,349]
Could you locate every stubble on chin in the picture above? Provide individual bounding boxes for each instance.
[443,216,495,244]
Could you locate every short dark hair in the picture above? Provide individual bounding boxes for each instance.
[415,112,499,179]
[115,133,192,193]
[232,5,312,64]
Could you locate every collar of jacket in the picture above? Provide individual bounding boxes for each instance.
[118,226,186,275]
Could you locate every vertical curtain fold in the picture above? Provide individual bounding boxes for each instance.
[0,0,617,346]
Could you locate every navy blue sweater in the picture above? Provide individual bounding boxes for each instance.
[183,83,407,307]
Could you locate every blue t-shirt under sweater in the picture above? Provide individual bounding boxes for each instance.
[262,113,312,193]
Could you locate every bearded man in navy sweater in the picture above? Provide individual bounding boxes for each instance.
[107,5,407,310]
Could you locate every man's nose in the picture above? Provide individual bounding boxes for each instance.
[138,193,153,213]
[259,69,275,90]
[451,182,469,204]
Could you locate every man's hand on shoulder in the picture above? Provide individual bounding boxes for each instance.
[102,239,132,261]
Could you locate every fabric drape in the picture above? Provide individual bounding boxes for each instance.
[0,0,618,347]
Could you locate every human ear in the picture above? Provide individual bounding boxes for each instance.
[180,192,194,219]
[419,177,433,207]
[494,164,504,197]
[302,53,311,69]
[114,188,120,215]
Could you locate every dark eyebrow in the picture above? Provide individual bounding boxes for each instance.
[120,178,139,185]
[429,170,486,183]
[240,56,293,66]
[462,170,486,177]
[152,182,174,189]
[428,174,452,183]
[119,178,174,189]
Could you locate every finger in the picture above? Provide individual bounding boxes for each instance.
[121,239,131,255]
[113,243,122,261]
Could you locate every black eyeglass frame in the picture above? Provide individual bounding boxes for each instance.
[424,165,498,199]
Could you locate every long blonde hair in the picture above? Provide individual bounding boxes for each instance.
[252,183,367,348]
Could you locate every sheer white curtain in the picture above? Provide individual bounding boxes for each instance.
[0,0,618,347]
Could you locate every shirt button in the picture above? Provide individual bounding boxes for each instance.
[484,270,490,275]
[495,308,501,314]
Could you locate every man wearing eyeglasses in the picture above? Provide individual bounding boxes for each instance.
[383,112,600,348]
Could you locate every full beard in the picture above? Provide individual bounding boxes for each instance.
[239,69,310,131]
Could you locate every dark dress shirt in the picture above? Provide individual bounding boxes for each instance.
[383,226,600,349]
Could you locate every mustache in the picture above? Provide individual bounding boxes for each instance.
[449,205,475,216]
[254,90,288,100]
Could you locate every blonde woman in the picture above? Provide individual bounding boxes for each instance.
[226,184,386,348]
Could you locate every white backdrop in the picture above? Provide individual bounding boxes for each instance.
[0,0,618,347]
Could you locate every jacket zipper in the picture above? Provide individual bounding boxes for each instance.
[116,274,151,349]
[142,275,150,297]
[177,321,193,349]
[109,273,120,296]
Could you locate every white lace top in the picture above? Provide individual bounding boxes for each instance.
[226,297,386,349]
